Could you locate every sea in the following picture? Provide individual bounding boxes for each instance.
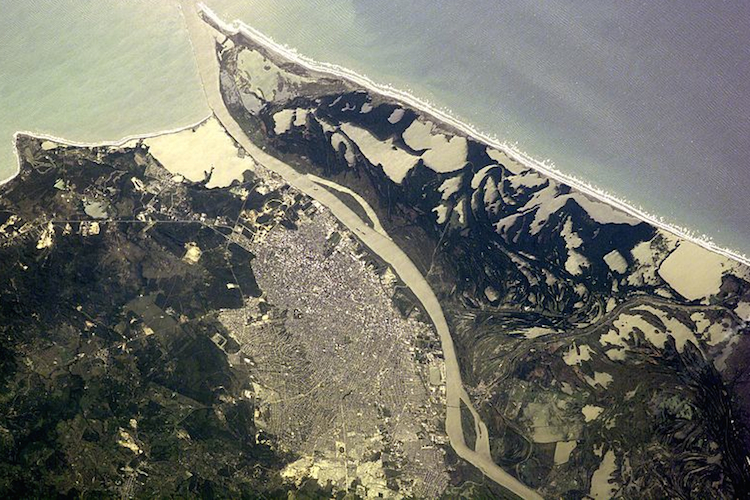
[1,0,749,257]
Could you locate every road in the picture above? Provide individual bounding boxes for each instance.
[178,2,541,498]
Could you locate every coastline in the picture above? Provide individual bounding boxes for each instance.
[176,4,544,496]
[1,4,745,267]
[0,116,212,189]
[197,2,750,268]
[0,6,747,498]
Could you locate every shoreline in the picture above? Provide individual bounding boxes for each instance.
[197,3,750,268]
[172,5,543,495]
[0,116,212,188]
[2,4,746,268]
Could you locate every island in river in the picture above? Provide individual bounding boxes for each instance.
[0,3,749,499]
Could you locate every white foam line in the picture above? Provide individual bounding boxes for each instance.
[1,115,213,188]
[199,3,750,268]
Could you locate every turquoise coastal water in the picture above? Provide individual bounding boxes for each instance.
[0,0,208,172]
[1,1,749,257]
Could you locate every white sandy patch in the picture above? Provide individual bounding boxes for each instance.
[560,218,588,276]
[571,193,639,226]
[523,327,556,339]
[117,429,142,454]
[0,214,18,235]
[601,313,667,350]
[706,324,732,347]
[36,222,54,249]
[484,286,499,302]
[606,298,617,313]
[318,118,336,133]
[585,372,613,389]
[183,242,202,264]
[690,312,711,333]
[554,441,577,465]
[735,302,750,321]
[565,251,589,276]
[558,191,638,230]
[433,204,449,225]
[603,249,628,274]
[483,176,500,207]
[524,184,562,234]
[563,343,593,366]
[330,132,356,166]
[146,118,255,189]
[561,219,583,249]
[236,48,311,103]
[454,197,467,225]
[486,147,524,175]
[518,184,562,234]
[402,119,467,173]
[582,405,603,422]
[41,140,58,151]
[470,164,499,189]
[293,108,308,127]
[630,241,655,274]
[506,170,547,190]
[438,175,463,200]
[628,231,679,286]
[589,450,617,499]
[387,108,404,124]
[340,123,418,183]
[688,311,733,347]
[659,241,734,300]
[636,306,698,352]
[628,243,656,286]
[131,177,146,191]
[605,348,627,361]
[273,108,308,135]
[272,109,295,135]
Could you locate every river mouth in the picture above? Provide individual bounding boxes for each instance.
[0,1,746,498]
[180,3,544,497]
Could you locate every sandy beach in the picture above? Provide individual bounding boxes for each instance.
[2,117,211,188]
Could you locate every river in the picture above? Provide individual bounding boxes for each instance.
[179,1,541,498]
